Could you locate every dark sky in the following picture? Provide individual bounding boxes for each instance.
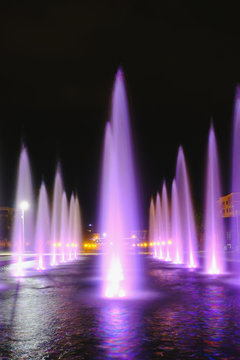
[0,1,239,228]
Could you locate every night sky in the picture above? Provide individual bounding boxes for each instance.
[0,1,239,228]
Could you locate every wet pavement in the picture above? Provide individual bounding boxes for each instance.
[0,254,240,359]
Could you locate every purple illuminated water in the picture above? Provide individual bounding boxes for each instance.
[68,194,75,261]
[60,192,68,262]
[162,182,171,261]
[204,126,225,274]
[155,193,163,259]
[171,179,184,264]
[99,68,139,298]
[35,182,50,270]
[149,197,156,255]
[176,147,198,268]
[11,146,34,276]
[232,87,240,251]
[51,166,63,266]
[73,196,82,259]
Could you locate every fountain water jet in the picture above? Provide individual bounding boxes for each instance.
[67,194,75,261]
[11,146,34,276]
[155,193,163,259]
[35,182,50,270]
[73,197,82,259]
[162,182,171,261]
[176,147,198,268]
[171,179,184,264]
[99,68,139,298]
[51,165,63,266]
[148,197,156,257]
[60,192,68,263]
[204,125,225,274]
[231,87,240,252]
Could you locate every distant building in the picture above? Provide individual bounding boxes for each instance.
[219,193,240,218]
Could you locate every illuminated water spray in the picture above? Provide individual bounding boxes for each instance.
[176,147,198,268]
[99,68,138,298]
[51,165,63,266]
[149,197,156,256]
[35,182,50,270]
[171,179,183,264]
[11,146,34,276]
[60,192,68,262]
[68,194,75,261]
[73,196,82,259]
[204,126,225,274]
[155,193,163,259]
[232,87,240,252]
[162,182,171,261]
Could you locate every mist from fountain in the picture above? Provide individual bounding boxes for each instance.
[176,147,198,268]
[35,182,50,270]
[60,192,68,263]
[99,68,139,298]
[68,194,75,261]
[162,182,171,261]
[204,126,225,274]
[11,146,34,276]
[155,193,163,259]
[51,166,63,266]
[171,179,184,264]
[73,197,82,259]
[231,87,240,252]
[149,197,156,256]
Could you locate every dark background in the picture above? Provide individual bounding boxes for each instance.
[0,1,239,228]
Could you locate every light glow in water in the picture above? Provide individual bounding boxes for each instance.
[204,125,225,274]
[11,146,34,276]
[99,68,139,298]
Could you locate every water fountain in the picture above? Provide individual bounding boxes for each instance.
[11,146,34,276]
[99,68,139,298]
[73,196,82,259]
[60,192,68,262]
[161,182,171,261]
[204,125,225,274]
[155,193,163,259]
[176,146,198,268]
[51,165,63,266]
[231,87,240,252]
[149,197,156,256]
[35,182,50,270]
[171,179,184,264]
[68,194,75,261]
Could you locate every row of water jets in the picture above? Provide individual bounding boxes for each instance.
[149,87,240,275]
[12,147,82,276]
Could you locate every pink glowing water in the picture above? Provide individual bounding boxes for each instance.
[204,126,225,274]
[73,197,82,259]
[60,192,68,262]
[68,194,75,261]
[11,146,34,276]
[51,166,63,266]
[162,182,171,261]
[155,193,163,259]
[171,179,184,264]
[35,182,50,270]
[99,68,138,298]
[149,197,156,256]
[231,87,240,251]
[176,147,198,268]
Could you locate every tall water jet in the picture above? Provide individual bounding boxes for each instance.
[231,87,240,251]
[155,193,163,259]
[176,147,198,268]
[148,197,156,256]
[11,146,34,276]
[73,197,82,259]
[60,192,68,262]
[99,68,139,298]
[51,165,63,266]
[204,126,225,274]
[67,194,75,261]
[35,182,50,270]
[162,182,171,261]
[171,179,184,264]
